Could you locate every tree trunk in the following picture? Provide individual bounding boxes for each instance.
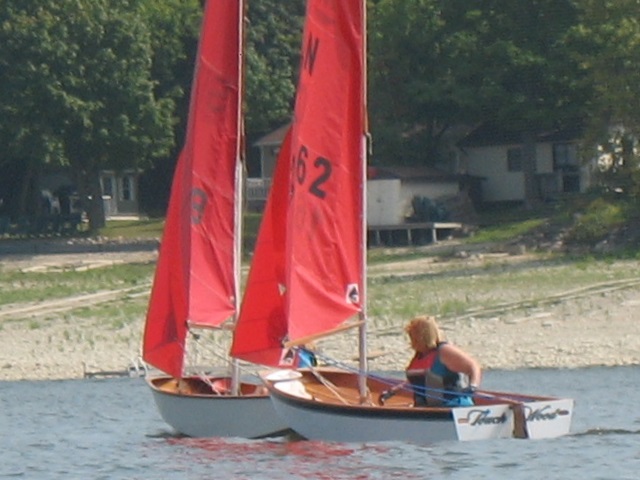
[86,170,106,232]
[16,158,35,218]
[521,131,539,210]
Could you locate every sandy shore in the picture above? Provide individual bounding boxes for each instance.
[1,245,639,382]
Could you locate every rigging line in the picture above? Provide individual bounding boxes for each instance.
[293,349,353,404]
[186,333,266,382]
[306,365,351,405]
[316,352,475,401]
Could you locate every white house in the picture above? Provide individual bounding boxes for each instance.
[98,169,140,217]
[253,123,290,180]
[252,125,471,226]
[366,166,463,225]
[41,169,141,218]
[457,124,590,203]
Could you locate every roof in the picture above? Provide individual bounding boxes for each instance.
[457,123,583,148]
[253,123,290,147]
[367,166,459,182]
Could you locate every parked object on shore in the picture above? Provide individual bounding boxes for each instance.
[235,0,574,443]
[141,0,287,439]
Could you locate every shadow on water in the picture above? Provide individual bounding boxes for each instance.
[575,428,640,437]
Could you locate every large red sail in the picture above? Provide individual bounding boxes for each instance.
[286,0,365,341]
[232,0,364,365]
[229,130,292,365]
[143,0,242,378]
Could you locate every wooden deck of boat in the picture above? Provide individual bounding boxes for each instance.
[302,380,413,407]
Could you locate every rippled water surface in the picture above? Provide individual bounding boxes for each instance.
[1,367,638,479]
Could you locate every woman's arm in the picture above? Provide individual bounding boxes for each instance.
[439,343,482,388]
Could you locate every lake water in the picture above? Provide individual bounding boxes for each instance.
[1,366,638,479]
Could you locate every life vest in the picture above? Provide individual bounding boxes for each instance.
[297,348,317,368]
[405,342,463,407]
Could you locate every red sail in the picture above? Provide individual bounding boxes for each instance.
[143,0,242,378]
[232,0,364,364]
[286,0,365,341]
[230,130,292,366]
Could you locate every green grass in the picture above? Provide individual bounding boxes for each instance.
[0,263,154,305]
[99,212,263,241]
[100,219,165,239]
[466,218,547,244]
[3,194,635,331]
[96,194,638,256]
[366,256,639,323]
[565,197,628,244]
[2,237,639,340]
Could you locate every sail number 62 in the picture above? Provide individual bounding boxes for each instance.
[295,145,332,199]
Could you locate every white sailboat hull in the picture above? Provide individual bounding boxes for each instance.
[147,376,290,438]
[262,369,574,443]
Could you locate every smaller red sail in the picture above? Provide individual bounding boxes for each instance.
[143,0,242,378]
[230,130,292,366]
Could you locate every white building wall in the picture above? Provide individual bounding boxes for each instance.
[367,179,402,225]
[462,142,560,202]
[464,145,524,202]
[367,179,460,225]
[401,182,458,203]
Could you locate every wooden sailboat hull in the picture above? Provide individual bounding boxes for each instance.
[147,376,290,438]
[261,369,574,443]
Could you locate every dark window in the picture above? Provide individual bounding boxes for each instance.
[553,143,578,171]
[120,176,135,201]
[102,177,114,197]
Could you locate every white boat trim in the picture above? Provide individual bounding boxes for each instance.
[261,369,574,443]
[147,375,290,438]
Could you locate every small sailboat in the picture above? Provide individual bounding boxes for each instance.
[141,0,288,439]
[233,0,574,443]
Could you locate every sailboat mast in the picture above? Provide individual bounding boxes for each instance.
[230,0,246,396]
[357,0,368,402]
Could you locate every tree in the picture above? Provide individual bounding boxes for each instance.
[570,0,640,199]
[244,0,305,135]
[369,0,486,165]
[0,3,69,217]
[137,0,203,214]
[140,0,306,209]
[470,0,587,208]
[0,0,175,230]
[368,0,589,208]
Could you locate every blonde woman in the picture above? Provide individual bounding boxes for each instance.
[380,315,482,407]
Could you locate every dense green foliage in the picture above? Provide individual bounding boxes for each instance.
[0,0,176,230]
[368,1,587,163]
[2,0,640,223]
[245,0,305,136]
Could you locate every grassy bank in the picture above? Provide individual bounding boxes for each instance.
[2,247,638,331]
[2,195,637,331]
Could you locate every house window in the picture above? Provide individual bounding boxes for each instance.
[553,143,578,171]
[119,175,135,201]
[554,143,580,193]
[101,176,114,198]
[507,148,523,172]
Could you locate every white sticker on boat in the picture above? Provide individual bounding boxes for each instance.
[520,399,574,439]
[452,405,514,441]
[452,398,574,441]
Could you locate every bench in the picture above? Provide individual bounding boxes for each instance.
[368,222,462,246]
